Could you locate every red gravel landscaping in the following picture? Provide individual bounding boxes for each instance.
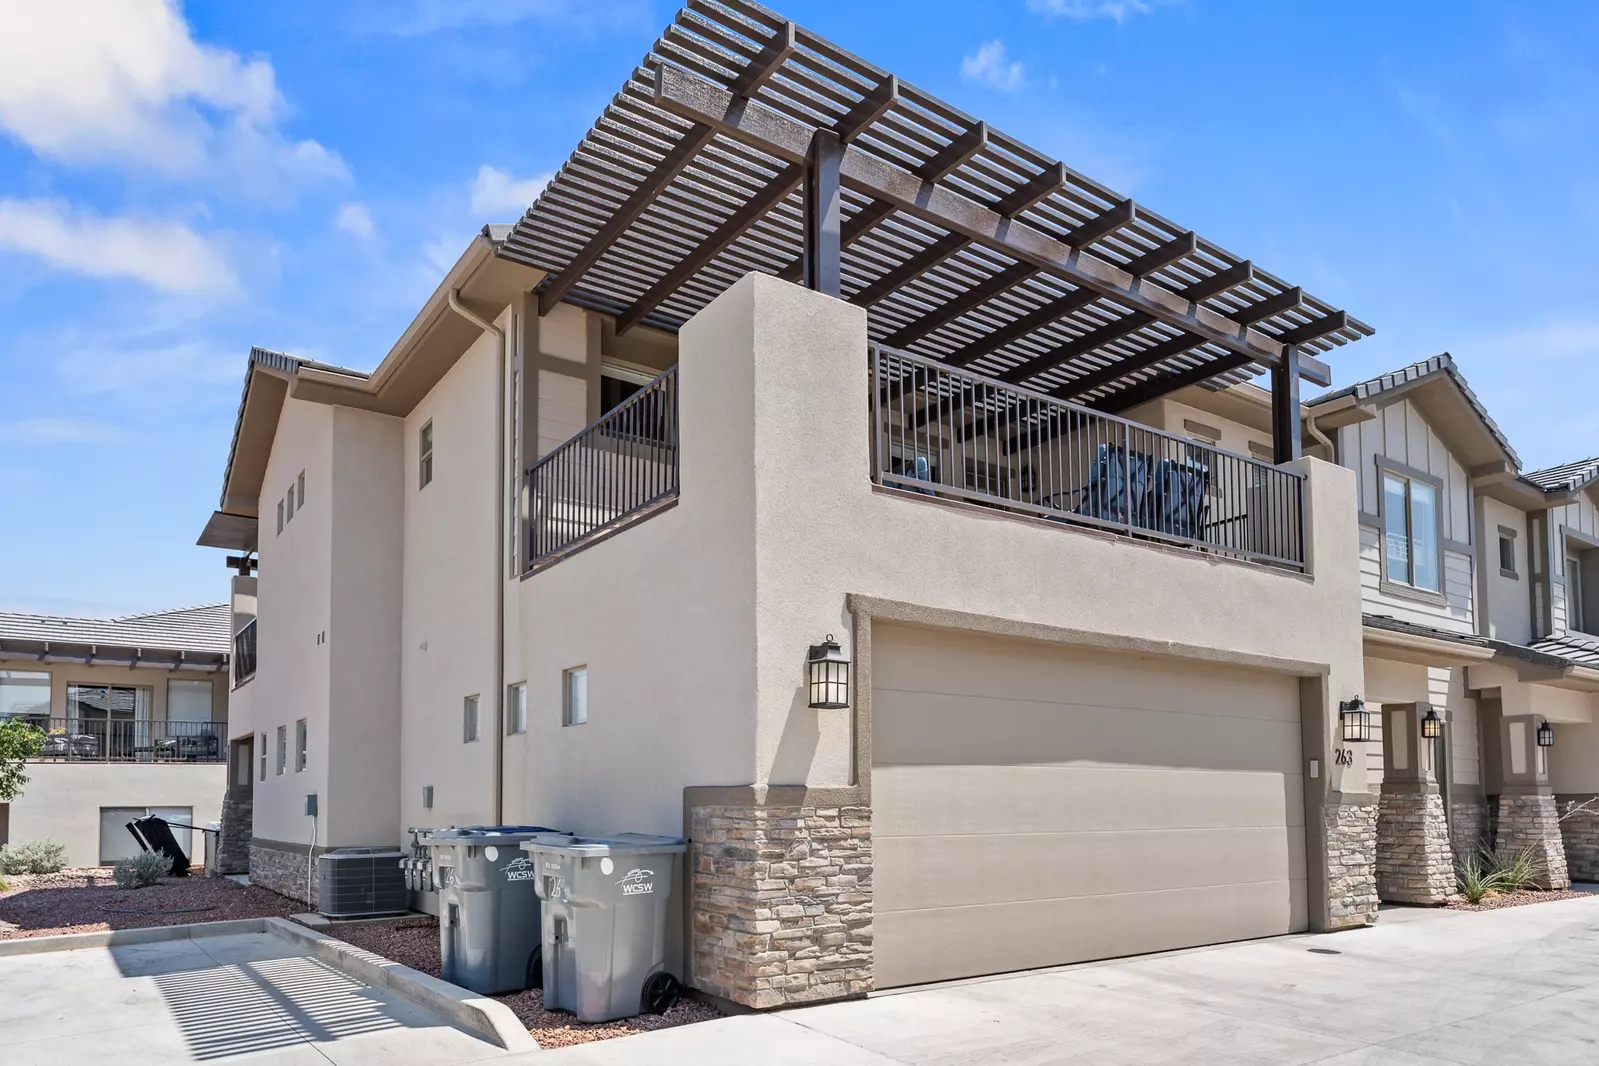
[0,868,301,939]
[1446,888,1590,912]
[325,916,721,1049]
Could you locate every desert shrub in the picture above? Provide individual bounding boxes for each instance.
[113,850,172,889]
[1456,845,1545,903]
[0,839,68,875]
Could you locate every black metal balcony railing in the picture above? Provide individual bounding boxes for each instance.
[234,618,257,685]
[527,365,679,569]
[17,717,224,763]
[871,347,1306,570]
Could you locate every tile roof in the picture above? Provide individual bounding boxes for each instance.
[0,604,230,655]
[1527,632,1599,667]
[1308,353,1519,468]
[1362,613,1492,648]
[1522,457,1599,494]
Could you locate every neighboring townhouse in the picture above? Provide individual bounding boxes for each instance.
[1305,356,1599,899]
[197,1,1383,1008]
[0,605,232,867]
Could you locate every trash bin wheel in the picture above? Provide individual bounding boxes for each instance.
[527,945,543,990]
[641,971,681,1015]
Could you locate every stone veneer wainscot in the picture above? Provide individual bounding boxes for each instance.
[1325,797,1379,929]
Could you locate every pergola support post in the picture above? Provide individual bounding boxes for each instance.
[803,128,843,297]
[1272,343,1302,464]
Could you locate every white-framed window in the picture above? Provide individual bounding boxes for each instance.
[277,499,285,535]
[295,718,308,772]
[419,421,434,489]
[563,667,588,726]
[297,470,305,508]
[507,683,527,735]
[276,725,287,775]
[1382,470,1441,593]
[463,695,480,743]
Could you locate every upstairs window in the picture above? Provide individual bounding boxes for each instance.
[507,683,527,735]
[419,421,434,489]
[1382,471,1441,593]
[1498,531,1517,576]
[463,695,480,743]
[285,484,295,523]
[275,725,287,776]
[297,470,305,508]
[1570,544,1599,636]
[295,718,308,772]
[564,667,588,726]
[277,499,284,535]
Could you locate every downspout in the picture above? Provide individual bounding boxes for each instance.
[446,287,507,825]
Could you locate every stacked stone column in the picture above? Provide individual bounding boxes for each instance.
[1324,796,1379,928]
[1557,796,1599,882]
[1492,714,1571,890]
[1372,702,1456,904]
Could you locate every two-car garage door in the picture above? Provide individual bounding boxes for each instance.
[872,623,1307,988]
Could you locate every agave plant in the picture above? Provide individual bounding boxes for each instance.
[1456,845,1547,903]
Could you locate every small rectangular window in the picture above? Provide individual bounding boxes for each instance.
[275,725,287,775]
[463,695,480,743]
[507,683,527,735]
[297,470,305,508]
[295,718,308,772]
[1499,535,1517,575]
[260,732,267,780]
[286,486,295,523]
[1572,557,1586,633]
[564,667,588,726]
[419,421,434,489]
[277,499,284,534]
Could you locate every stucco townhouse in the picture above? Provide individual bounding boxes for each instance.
[189,0,1594,1010]
[0,604,233,868]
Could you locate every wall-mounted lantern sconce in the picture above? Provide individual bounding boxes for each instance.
[1537,721,1555,748]
[1421,707,1443,740]
[807,635,851,709]
[1339,697,1370,743]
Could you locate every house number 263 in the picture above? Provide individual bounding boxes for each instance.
[1334,748,1355,767]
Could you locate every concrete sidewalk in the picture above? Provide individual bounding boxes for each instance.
[0,930,504,1065]
[527,895,1599,1065]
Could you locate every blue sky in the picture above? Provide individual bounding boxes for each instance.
[1,0,1597,616]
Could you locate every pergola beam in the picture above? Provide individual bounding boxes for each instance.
[999,310,1156,385]
[537,25,798,315]
[1094,353,1254,414]
[946,288,1100,368]
[1050,330,1203,400]
[1276,309,1348,346]
[1234,286,1304,327]
[1178,260,1253,303]
[1124,231,1196,277]
[615,160,806,332]
[653,64,1296,373]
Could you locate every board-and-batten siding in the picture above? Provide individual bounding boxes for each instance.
[1549,493,1599,636]
[1357,527,1474,633]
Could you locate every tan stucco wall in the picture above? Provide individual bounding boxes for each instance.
[507,273,1370,844]
[400,316,505,833]
[1551,719,1599,793]
[253,395,334,850]
[1480,496,1532,644]
[7,763,225,867]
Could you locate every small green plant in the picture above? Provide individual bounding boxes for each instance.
[113,850,172,889]
[0,839,68,875]
[1456,844,1546,903]
[0,718,45,802]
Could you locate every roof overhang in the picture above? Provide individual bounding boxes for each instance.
[501,0,1370,414]
[1363,624,1496,668]
[0,640,227,673]
[1480,640,1599,694]
[204,230,545,542]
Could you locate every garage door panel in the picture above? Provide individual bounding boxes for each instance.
[875,879,1309,989]
[874,625,1299,724]
[877,825,1305,912]
[874,688,1301,773]
[874,765,1304,838]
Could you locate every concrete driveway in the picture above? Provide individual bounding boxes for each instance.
[0,930,503,1065]
[531,895,1599,1065]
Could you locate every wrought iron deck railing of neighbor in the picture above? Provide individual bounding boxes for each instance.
[18,717,224,763]
[871,346,1306,570]
[526,365,679,570]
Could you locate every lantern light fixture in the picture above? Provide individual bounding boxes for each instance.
[1537,721,1555,748]
[1339,696,1371,743]
[807,634,851,709]
[1421,707,1443,740]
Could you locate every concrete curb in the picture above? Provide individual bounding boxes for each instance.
[264,917,540,1053]
[0,917,271,958]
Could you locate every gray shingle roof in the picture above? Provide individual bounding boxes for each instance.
[1527,632,1599,667]
[1523,457,1599,494]
[1308,353,1520,468]
[0,604,230,655]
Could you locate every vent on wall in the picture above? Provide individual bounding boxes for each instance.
[317,848,408,919]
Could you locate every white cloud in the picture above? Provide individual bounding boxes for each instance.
[0,198,236,296]
[1027,0,1177,21]
[423,235,463,276]
[470,165,552,216]
[0,0,347,196]
[0,418,121,444]
[961,41,1025,93]
[335,202,377,240]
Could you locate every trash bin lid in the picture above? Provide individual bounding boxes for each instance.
[520,831,687,857]
[422,825,562,844]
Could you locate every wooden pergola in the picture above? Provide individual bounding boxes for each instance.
[498,0,1373,461]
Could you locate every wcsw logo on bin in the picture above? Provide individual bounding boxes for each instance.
[617,868,656,895]
[503,857,538,882]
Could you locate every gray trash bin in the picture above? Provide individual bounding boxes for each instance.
[522,832,688,1022]
[420,825,560,995]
